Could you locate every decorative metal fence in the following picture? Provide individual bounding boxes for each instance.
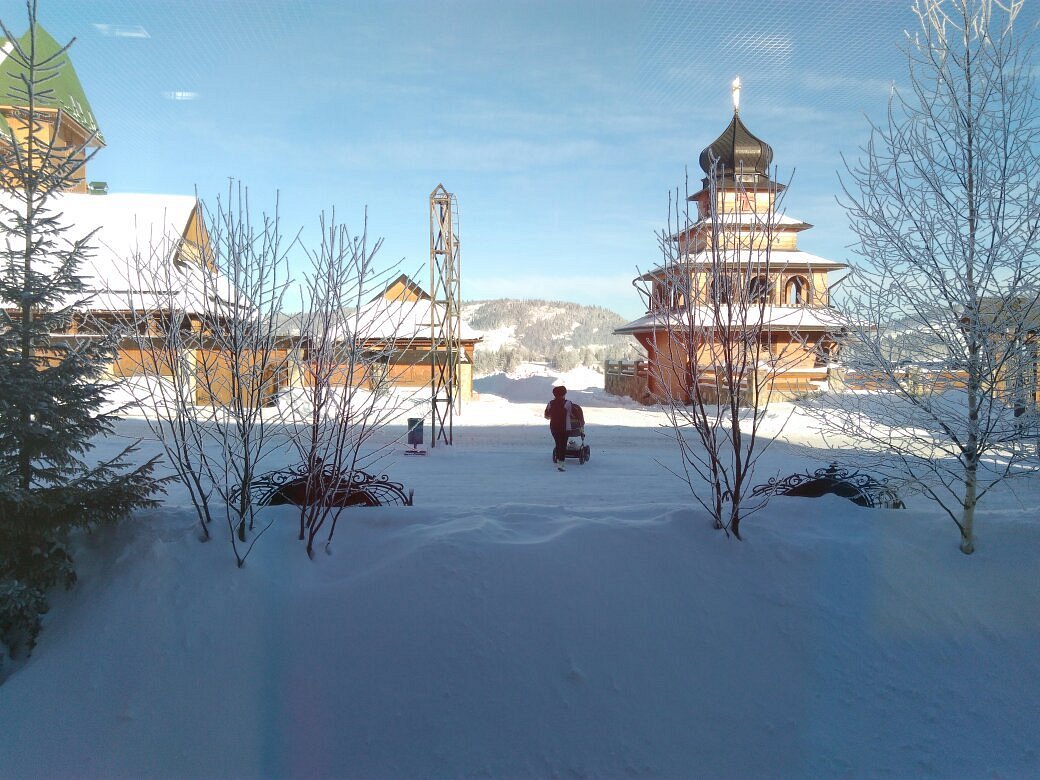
[230,463,413,508]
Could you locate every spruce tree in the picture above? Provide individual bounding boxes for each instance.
[0,4,162,665]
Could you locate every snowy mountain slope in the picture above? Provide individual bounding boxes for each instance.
[463,299,642,373]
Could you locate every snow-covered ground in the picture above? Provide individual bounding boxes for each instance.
[1,365,1038,778]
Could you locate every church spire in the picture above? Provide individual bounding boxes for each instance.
[697,78,774,189]
[0,24,104,144]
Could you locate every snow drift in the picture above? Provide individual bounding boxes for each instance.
[1,366,1037,778]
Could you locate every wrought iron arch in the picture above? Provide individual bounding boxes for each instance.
[230,463,413,508]
[752,463,904,509]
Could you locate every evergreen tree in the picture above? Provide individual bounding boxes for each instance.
[0,5,162,666]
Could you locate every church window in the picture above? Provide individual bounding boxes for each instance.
[785,276,811,306]
[710,275,735,305]
[651,283,667,311]
[748,275,772,304]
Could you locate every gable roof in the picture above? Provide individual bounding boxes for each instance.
[353,274,480,341]
[351,285,480,342]
[0,24,103,143]
[375,273,431,303]
[351,301,481,341]
[0,191,238,315]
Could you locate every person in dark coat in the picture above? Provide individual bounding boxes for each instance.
[544,385,577,471]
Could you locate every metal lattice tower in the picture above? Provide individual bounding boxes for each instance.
[429,184,461,447]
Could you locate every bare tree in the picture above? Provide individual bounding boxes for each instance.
[195,184,294,563]
[110,231,219,543]
[640,160,811,539]
[114,184,294,566]
[825,0,1040,554]
[281,211,425,557]
[116,200,426,563]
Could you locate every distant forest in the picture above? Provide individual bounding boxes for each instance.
[464,299,643,375]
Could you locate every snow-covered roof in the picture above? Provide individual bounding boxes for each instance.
[0,191,241,315]
[615,305,849,335]
[345,295,482,342]
[639,249,847,281]
[664,213,812,243]
[82,267,241,316]
[39,191,198,260]
[690,212,811,229]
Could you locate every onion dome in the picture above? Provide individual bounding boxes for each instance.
[697,112,773,188]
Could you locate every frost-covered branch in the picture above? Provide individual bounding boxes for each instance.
[814,0,1040,553]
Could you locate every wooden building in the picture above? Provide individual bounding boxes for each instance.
[342,274,481,401]
[611,89,847,404]
[0,23,232,395]
[0,22,234,404]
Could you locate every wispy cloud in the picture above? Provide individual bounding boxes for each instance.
[797,71,894,97]
[93,24,150,39]
[162,91,199,101]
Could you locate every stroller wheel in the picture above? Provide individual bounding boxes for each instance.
[583,445,590,461]
[578,451,586,464]
[552,451,558,463]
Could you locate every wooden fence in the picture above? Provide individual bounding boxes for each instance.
[604,360,651,404]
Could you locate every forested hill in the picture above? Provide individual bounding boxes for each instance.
[463,299,643,375]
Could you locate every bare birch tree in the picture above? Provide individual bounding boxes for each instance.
[823,0,1040,554]
[641,162,808,539]
[281,211,425,557]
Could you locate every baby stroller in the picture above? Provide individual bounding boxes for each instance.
[552,403,591,465]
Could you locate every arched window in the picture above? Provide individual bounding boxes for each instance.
[710,275,735,305]
[785,276,811,306]
[651,283,668,311]
[748,275,773,304]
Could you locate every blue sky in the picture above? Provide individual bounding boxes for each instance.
[2,0,1036,319]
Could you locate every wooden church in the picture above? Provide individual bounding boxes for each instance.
[612,82,848,404]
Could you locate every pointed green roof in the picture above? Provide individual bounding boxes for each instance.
[0,24,103,144]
